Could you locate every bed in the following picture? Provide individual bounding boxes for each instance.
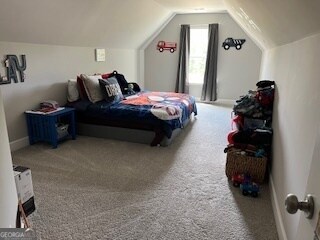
[66,72,197,146]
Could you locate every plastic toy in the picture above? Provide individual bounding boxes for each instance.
[240,181,260,197]
[231,173,251,187]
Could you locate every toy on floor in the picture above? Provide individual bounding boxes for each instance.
[240,181,260,198]
[231,173,251,187]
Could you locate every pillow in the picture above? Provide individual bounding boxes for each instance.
[77,76,88,100]
[101,72,112,79]
[80,74,104,103]
[67,79,80,102]
[99,77,124,103]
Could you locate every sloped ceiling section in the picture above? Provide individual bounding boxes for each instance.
[154,0,226,13]
[4,0,319,50]
[224,0,320,50]
[0,0,171,49]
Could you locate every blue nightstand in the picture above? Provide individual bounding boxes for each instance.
[25,107,76,148]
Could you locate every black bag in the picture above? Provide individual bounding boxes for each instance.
[108,70,129,94]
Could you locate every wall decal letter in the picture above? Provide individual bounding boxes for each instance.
[0,55,26,85]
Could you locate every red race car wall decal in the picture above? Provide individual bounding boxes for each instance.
[157,41,177,53]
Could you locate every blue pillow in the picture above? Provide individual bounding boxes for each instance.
[99,77,124,103]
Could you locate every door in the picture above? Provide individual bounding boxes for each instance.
[296,127,320,239]
[0,89,18,227]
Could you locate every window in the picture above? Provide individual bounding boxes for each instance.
[188,26,208,84]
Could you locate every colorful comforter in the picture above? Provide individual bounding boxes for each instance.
[71,91,197,140]
[122,91,196,121]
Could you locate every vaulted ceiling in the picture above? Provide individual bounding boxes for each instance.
[0,0,172,49]
[0,0,320,50]
[153,0,226,13]
[224,0,320,49]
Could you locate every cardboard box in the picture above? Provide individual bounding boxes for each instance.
[13,165,35,216]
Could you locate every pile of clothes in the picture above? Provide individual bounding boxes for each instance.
[226,80,275,158]
[233,80,275,120]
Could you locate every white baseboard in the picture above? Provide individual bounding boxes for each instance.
[270,174,288,240]
[10,137,29,152]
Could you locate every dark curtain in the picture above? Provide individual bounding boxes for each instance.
[201,24,219,101]
[175,24,190,93]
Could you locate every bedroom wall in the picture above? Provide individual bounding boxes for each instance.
[144,13,262,100]
[260,33,320,240]
[0,41,139,147]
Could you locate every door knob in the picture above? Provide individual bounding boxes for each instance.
[285,194,314,219]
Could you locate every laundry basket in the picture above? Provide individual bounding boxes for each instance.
[225,151,267,183]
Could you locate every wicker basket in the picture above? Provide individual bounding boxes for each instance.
[225,151,267,183]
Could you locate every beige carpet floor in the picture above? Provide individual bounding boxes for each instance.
[12,103,278,240]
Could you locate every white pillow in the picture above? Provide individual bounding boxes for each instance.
[80,74,103,103]
[67,79,80,102]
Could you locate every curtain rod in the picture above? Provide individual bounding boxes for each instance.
[180,24,210,29]
[180,24,209,26]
